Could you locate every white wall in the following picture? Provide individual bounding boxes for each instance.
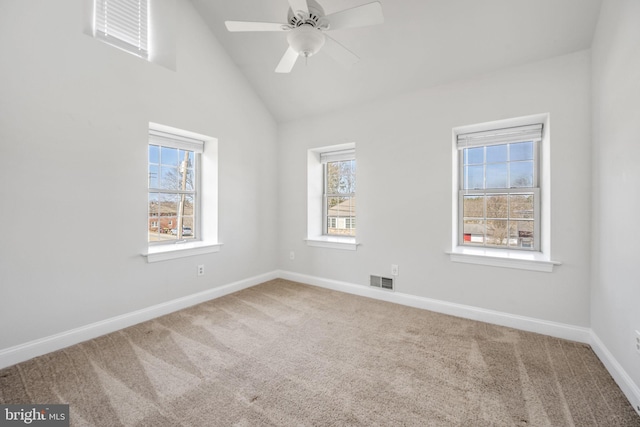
[0,0,278,349]
[279,50,592,327]
[591,0,640,398]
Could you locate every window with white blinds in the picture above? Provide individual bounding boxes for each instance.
[457,124,543,251]
[94,0,149,58]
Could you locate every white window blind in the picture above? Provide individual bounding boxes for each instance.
[149,130,204,153]
[457,124,543,149]
[320,149,355,163]
[94,0,149,58]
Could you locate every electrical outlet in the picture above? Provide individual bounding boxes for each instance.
[289,251,295,260]
[391,264,399,276]
[635,330,640,355]
[197,265,205,276]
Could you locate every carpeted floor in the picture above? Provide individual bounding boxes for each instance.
[1,279,639,426]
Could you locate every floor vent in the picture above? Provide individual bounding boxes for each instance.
[370,275,393,290]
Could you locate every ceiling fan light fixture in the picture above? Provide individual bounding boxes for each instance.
[287,25,325,57]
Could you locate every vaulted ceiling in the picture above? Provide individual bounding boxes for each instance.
[190,0,602,123]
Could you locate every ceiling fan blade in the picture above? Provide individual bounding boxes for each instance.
[323,35,360,69]
[275,46,299,73]
[325,1,384,31]
[225,21,288,32]
[288,0,309,14]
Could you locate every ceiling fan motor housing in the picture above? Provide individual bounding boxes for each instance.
[287,0,326,27]
[287,25,325,57]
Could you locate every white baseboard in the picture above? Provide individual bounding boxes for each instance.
[0,271,279,370]
[3,269,638,417]
[590,332,640,416]
[279,270,591,343]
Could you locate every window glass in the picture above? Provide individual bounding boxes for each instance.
[486,144,507,163]
[486,163,508,188]
[148,144,197,243]
[509,161,534,187]
[460,138,539,250]
[510,141,534,161]
[325,159,356,237]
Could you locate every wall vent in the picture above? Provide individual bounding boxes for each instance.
[370,275,393,290]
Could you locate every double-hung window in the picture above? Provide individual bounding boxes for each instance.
[321,149,356,237]
[148,130,203,244]
[458,124,542,251]
[94,0,149,58]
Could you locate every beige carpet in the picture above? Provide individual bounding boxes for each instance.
[1,279,639,426]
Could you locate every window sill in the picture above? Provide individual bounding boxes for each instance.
[143,241,222,263]
[305,236,359,251]
[447,246,560,272]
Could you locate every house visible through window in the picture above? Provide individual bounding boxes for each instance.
[94,0,149,58]
[148,130,203,244]
[322,149,356,237]
[458,124,542,250]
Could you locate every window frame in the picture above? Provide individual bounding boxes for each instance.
[449,114,559,272]
[148,130,203,246]
[306,143,358,251]
[457,136,541,251]
[322,153,356,237]
[143,123,220,262]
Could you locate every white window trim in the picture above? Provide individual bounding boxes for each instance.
[307,143,359,250]
[449,113,560,272]
[143,122,220,262]
[143,241,222,263]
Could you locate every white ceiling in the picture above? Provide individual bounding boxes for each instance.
[190,0,602,123]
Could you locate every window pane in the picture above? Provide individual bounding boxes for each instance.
[463,195,484,218]
[159,165,180,190]
[183,194,194,216]
[180,169,196,191]
[510,194,534,219]
[463,220,485,245]
[486,163,508,188]
[464,165,484,189]
[149,145,159,164]
[326,196,355,236]
[156,194,178,240]
[459,130,538,251]
[327,160,355,194]
[325,158,356,237]
[464,147,483,165]
[510,141,533,161]
[326,162,340,194]
[509,220,534,248]
[148,194,160,241]
[148,164,159,188]
[510,161,534,188]
[486,195,508,218]
[486,220,508,247]
[349,160,356,193]
[486,144,507,163]
[160,146,178,166]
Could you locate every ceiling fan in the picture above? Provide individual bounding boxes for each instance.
[225,0,384,73]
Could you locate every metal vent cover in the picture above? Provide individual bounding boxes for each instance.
[370,275,393,290]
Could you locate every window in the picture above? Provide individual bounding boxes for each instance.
[458,124,542,251]
[322,150,356,237]
[94,0,149,58]
[148,130,203,244]
[306,143,358,250]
